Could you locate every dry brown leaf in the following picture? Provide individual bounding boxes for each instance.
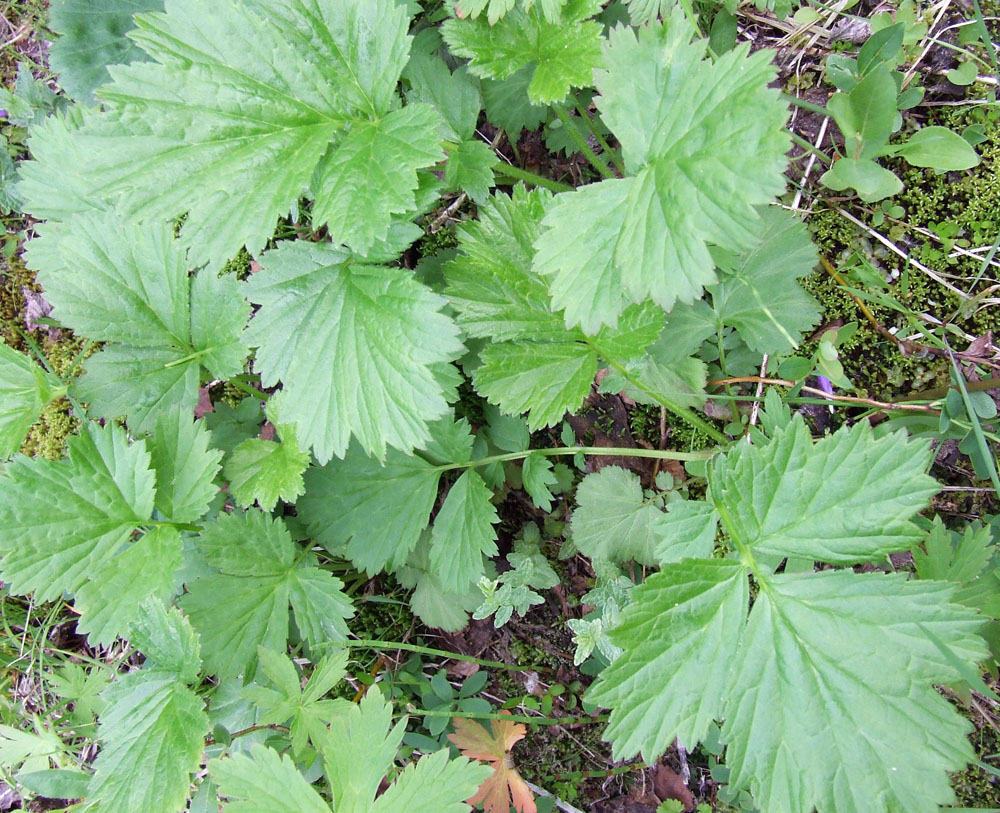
[448,712,537,813]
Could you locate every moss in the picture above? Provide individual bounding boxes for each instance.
[951,710,1000,807]
[0,250,35,349]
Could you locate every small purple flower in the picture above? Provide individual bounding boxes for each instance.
[0,110,7,119]
[816,375,834,395]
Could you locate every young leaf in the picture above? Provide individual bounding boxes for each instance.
[242,648,350,757]
[225,424,310,511]
[445,139,499,204]
[522,455,558,511]
[20,0,426,268]
[25,212,249,433]
[534,13,790,332]
[243,241,463,463]
[47,0,163,103]
[820,156,904,202]
[892,125,980,170]
[448,712,537,813]
[0,340,65,458]
[442,0,603,104]
[180,510,353,677]
[429,469,500,594]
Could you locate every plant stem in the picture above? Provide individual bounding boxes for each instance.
[709,376,940,413]
[228,375,269,400]
[435,445,716,473]
[494,164,574,193]
[783,92,830,117]
[403,707,609,726]
[575,103,625,175]
[344,639,549,672]
[554,106,615,180]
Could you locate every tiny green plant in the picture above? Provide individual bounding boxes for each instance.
[0,0,994,811]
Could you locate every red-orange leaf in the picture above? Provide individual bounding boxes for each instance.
[449,713,537,813]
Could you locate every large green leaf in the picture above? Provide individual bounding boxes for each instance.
[0,340,65,458]
[146,408,223,524]
[210,745,330,813]
[180,511,353,678]
[709,418,939,563]
[48,0,163,103]
[534,12,790,332]
[429,469,500,593]
[243,241,463,463]
[723,571,983,812]
[19,0,431,268]
[89,672,205,812]
[25,212,249,433]
[442,0,603,104]
[0,422,154,604]
[587,560,748,758]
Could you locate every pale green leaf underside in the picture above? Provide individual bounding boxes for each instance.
[89,673,205,813]
[573,467,666,566]
[0,340,64,458]
[535,14,790,333]
[710,418,939,563]
[724,571,984,813]
[243,241,463,463]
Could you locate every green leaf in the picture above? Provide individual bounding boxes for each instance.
[16,768,91,800]
[705,207,821,353]
[535,14,790,332]
[398,540,483,631]
[573,466,681,566]
[445,139,499,204]
[914,517,993,583]
[430,469,500,593]
[48,0,163,103]
[242,648,350,757]
[827,64,897,159]
[893,125,980,170]
[26,212,249,433]
[820,156,904,202]
[225,425,310,511]
[0,422,155,604]
[146,408,223,524]
[0,340,65,458]
[587,560,749,757]
[181,511,353,677]
[723,571,984,812]
[210,744,330,813]
[404,54,482,142]
[298,444,442,573]
[654,501,720,564]
[243,241,463,463]
[372,748,493,813]
[709,418,939,563]
[442,0,603,104]
[74,526,183,645]
[522,455,558,511]
[312,104,444,254]
[128,598,202,683]
[481,69,548,136]
[89,672,206,813]
[204,398,263,457]
[20,0,421,269]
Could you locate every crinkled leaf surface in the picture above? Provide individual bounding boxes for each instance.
[0,422,154,604]
[243,241,463,463]
[0,340,64,458]
[26,212,249,433]
[48,0,162,103]
[20,0,427,268]
[146,407,222,524]
[445,139,499,204]
[89,671,205,813]
[129,598,201,683]
[534,13,790,332]
[708,207,820,354]
[442,0,603,104]
[180,510,353,678]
